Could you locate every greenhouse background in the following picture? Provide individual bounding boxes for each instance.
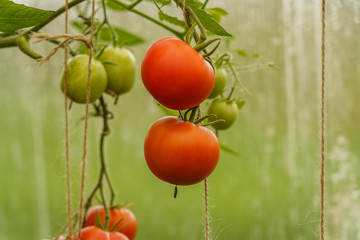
[0,0,359,239]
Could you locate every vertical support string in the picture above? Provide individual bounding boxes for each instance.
[63,0,72,238]
[204,178,209,240]
[320,0,326,239]
[78,0,96,236]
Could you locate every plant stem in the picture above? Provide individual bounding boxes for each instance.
[128,0,143,9]
[28,0,86,34]
[83,96,115,226]
[227,63,252,99]
[99,97,115,206]
[189,106,199,122]
[108,0,185,39]
[0,35,18,48]
[174,0,207,43]
[100,0,117,46]
[202,0,210,9]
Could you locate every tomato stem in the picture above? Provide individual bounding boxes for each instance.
[174,0,207,44]
[99,0,117,46]
[16,35,42,60]
[178,110,185,120]
[83,96,115,229]
[28,0,86,34]
[185,23,197,44]
[214,53,231,68]
[173,186,178,198]
[188,106,199,122]
[193,38,220,53]
[202,0,210,9]
[108,0,185,39]
[226,63,252,100]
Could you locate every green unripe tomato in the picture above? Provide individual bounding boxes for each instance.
[207,98,239,130]
[61,55,107,103]
[99,47,136,95]
[208,67,227,99]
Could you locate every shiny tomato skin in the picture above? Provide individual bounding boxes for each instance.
[74,226,129,240]
[141,37,215,110]
[84,206,137,240]
[61,55,107,103]
[144,116,220,185]
[99,47,136,95]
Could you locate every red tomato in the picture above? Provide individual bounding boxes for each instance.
[84,206,137,240]
[144,116,220,185]
[73,226,129,240]
[141,37,215,110]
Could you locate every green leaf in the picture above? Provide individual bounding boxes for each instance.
[158,11,187,28]
[207,7,228,22]
[155,0,172,6]
[220,142,239,156]
[236,100,246,110]
[236,49,248,57]
[106,0,126,11]
[99,26,144,46]
[71,21,84,31]
[187,3,231,37]
[208,7,228,16]
[0,0,54,33]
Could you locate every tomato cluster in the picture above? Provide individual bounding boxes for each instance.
[84,205,137,240]
[58,206,137,240]
[206,64,244,131]
[61,47,136,103]
[141,38,220,186]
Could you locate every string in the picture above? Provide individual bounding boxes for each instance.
[204,178,209,240]
[78,0,96,236]
[320,0,326,239]
[63,0,72,238]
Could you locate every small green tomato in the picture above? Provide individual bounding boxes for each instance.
[208,67,227,99]
[61,55,107,103]
[99,47,136,95]
[207,98,239,130]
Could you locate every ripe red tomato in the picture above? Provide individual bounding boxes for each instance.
[73,226,129,240]
[144,116,220,185]
[84,205,137,240]
[141,37,215,110]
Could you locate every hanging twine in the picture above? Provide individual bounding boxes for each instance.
[63,0,72,238]
[78,0,96,237]
[320,0,326,239]
[31,33,90,64]
[204,178,210,240]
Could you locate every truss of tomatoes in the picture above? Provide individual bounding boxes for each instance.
[58,205,137,240]
[141,37,221,186]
